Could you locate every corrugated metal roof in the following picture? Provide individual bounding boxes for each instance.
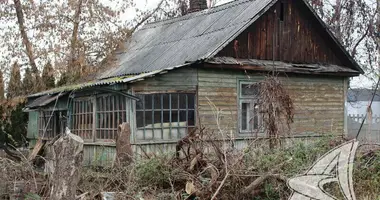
[29,64,190,98]
[100,0,276,78]
[28,0,364,98]
[25,92,66,109]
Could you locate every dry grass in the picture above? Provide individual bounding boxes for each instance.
[0,135,379,200]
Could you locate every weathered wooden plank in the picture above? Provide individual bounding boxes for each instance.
[215,0,344,66]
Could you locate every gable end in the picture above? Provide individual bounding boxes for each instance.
[215,0,363,74]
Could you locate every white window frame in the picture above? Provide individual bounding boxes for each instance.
[238,81,262,135]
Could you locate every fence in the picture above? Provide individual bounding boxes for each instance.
[347,114,380,144]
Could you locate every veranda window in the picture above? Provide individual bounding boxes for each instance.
[70,95,128,142]
[239,81,262,134]
[38,111,56,139]
[38,110,66,139]
[96,95,128,140]
[71,98,94,140]
[136,93,196,141]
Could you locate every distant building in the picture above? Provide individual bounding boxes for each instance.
[347,89,380,116]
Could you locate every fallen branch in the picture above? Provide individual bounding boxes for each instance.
[242,174,287,195]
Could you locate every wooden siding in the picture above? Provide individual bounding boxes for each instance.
[197,69,240,134]
[27,111,39,140]
[130,67,198,92]
[217,0,346,67]
[283,76,345,134]
[83,144,116,166]
[197,68,345,136]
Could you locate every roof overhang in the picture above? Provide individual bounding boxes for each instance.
[24,92,67,112]
[28,63,191,99]
[202,57,361,77]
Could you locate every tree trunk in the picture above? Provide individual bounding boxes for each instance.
[69,0,83,74]
[114,123,133,167]
[13,0,38,75]
[49,128,84,200]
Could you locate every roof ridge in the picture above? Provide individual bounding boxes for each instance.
[142,0,253,30]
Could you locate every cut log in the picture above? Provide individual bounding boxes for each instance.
[28,139,45,161]
[114,123,133,167]
[49,128,84,200]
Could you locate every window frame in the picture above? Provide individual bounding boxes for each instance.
[70,97,95,142]
[69,94,129,143]
[38,110,67,139]
[238,80,263,135]
[95,94,128,142]
[135,92,196,141]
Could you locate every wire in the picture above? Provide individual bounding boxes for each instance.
[41,92,62,139]
[355,76,380,139]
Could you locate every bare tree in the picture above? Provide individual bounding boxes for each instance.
[308,0,378,85]
[0,0,174,90]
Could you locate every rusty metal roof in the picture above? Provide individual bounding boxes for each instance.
[100,0,276,78]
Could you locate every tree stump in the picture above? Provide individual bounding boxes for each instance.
[49,128,83,200]
[114,123,133,167]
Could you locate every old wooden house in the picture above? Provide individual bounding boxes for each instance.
[25,0,363,165]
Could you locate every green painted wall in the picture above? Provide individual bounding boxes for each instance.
[130,67,198,92]
[197,68,346,136]
[27,111,38,139]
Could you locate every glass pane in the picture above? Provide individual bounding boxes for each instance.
[179,94,187,109]
[145,111,153,127]
[179,111,187,124]
[153,110,161,125]
[252,104,259,130]
[163,94,170,109]
[154,94,161,110]
[144,95,153,109]
[136,111,144,128]
[188,94,195,109]
[171,110,179,123]
[241,102,249,131]
[188,110,195,126]
[136,95,143,110]
[163,111,170,123]
[241,83,259,97]
[171,94,179,109]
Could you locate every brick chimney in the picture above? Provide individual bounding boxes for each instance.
[188,0,208,13]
